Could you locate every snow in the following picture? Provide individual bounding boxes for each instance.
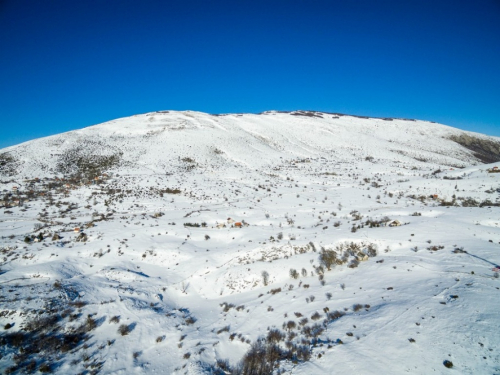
[1,110,499,374]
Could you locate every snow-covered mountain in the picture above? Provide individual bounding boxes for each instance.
[1,110,499,374]
[1,110,500,181]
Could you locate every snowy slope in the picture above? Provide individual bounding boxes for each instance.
[0,111,499,374]
[1,110,498,181]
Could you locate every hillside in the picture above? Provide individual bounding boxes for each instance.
[1,110,500,374]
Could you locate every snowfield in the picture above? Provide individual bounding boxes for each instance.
[0,110,499,374]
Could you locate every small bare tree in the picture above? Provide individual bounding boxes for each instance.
[261,271,269,286]
[181,282,189,294]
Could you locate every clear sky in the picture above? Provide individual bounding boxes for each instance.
[1,0,499,149]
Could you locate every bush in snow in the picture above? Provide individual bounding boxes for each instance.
[319,249,338,270]
[261,271,269,286]
[118,324,131,336]
[266,328,285,343]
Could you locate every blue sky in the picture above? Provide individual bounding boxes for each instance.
[1,0,499,148]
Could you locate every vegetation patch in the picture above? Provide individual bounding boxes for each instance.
[449,134,500,163]
[0,306,94,374]
[56,141,122,179]
[0,152,21,176]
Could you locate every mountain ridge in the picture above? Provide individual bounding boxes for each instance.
[1,110,499,181]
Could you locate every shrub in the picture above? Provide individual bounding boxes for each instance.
[427,245,445,251]
[311,312,321,321]
[296,345,311,361]
[220,302,235,312]
[34,222,44,231]
[262,271,269,286]
[365,243,377,257]
[266,328,285,343]
[118,324,131,336]
[461,197,480,207]
[348,259,359,268]
[109,316,120,324]
[70,300,87,308]
[315,265,324,275]
[39,363,52,373]
[319,249,337,270]
[85,315,97,331]
[289,269,299,279]
[236,341,274,374]
[353,304,363,312]
[327,310,345,321]
[217,325,230,334]
[216,359,231,372]
[24,314,59,332]
[310,323,324,338]
[285,321,296,331]
[184,222,200,227]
